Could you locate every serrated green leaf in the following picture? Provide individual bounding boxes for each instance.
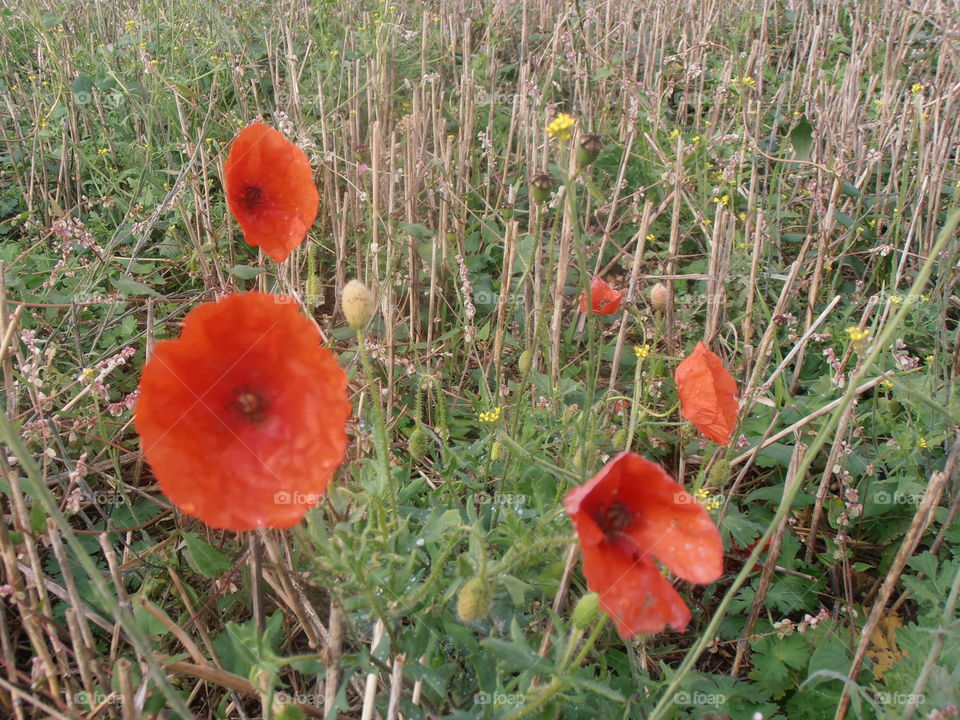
[182,531,232,578]
[225,264,265,280]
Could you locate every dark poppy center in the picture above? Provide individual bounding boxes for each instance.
[596,501,633,536]
[240,184,263,210]
[230,387,268,423]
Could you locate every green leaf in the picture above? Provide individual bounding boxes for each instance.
[788,117,813,161]
[111,275,161,298]
[181,532,232,578]
[225,264,265,280]
[397,221,435,239]
[479,637,547,674]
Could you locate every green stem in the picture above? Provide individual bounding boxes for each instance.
[356,330,396,509]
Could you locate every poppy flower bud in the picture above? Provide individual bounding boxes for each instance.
[457,576,491,622]
[530,173,556,203]
[709,458,730,485]
[408,426,427,460]
[576,134,603,168]
[611,428,627,448]
[650,282,668,311]
[518,349,533,375]
[340,279,374,330]
[490,440,503,461]
[274,706,305,720]
[572,592,601,630]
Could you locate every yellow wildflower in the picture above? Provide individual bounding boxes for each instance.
[546,113,575,141]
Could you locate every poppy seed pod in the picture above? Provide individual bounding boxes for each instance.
[530,173,556,203]
[457,576,491,622]
[576,134,603,168]
[650,282,668,311]
[340,279,374,330]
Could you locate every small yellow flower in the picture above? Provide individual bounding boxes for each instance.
[633,344,650,359]
[714,194,730,207]
[881,379,893,389]
[925,355,935,364]
[921,294,930,302]
[703,218,712,226]
[209,55,219,61]
[668,128,680,140]
[692,135,701,143]
[889,295,903,306]
[646,234,656,241]
[846,326,870,343]
[97,148,109,155]
[917,437,928,449]
[546,113,575,142]
[694,487,721,511]
[704,120,712,126]
[741,76,756,88]
[479,407,502,423]
[911,83,925,94]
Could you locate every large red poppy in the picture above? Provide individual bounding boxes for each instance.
[134,292,350,530]
[579,276,624,315]
[674,341,739,446]
[564,452,723,638]
[223,122,319,263]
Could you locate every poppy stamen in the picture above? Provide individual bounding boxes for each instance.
[231,388,268,423]
[240,184,263,210]
[596,500,633,536]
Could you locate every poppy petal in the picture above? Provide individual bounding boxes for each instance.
[580,542,692,637]
[674,341,739,445]
[135,292,350,530]
[579,276,624,315]
[224,123,319,263]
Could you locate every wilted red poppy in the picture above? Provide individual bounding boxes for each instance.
[563,452,723,638]
[224,122,319,263]
[134,292,350,531]
[579,276,624,315]
[674,341,738,446]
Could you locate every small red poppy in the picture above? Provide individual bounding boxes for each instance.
[134,292,350,531]
[564,452,723,638]
[674,341,739,446]
[579,276,624,315]
[224,122,319,263]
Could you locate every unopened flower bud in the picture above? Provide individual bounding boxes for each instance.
[576,134,603,168]
[572,592,601,629]
[650,282,668,311]
[490,440,503,461]
[518,349,533,375]
[709,458,730,486]
[274,706,305,720]
[457,576,491,622]
[408,426,427,460]
[340,279,374,330]
[530,173,556,203]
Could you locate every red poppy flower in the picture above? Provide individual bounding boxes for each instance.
[579,276,624,315]
[224,122,319,263]
[563,452,723,638]
[134,292,350,531]
[674,341,738,446]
